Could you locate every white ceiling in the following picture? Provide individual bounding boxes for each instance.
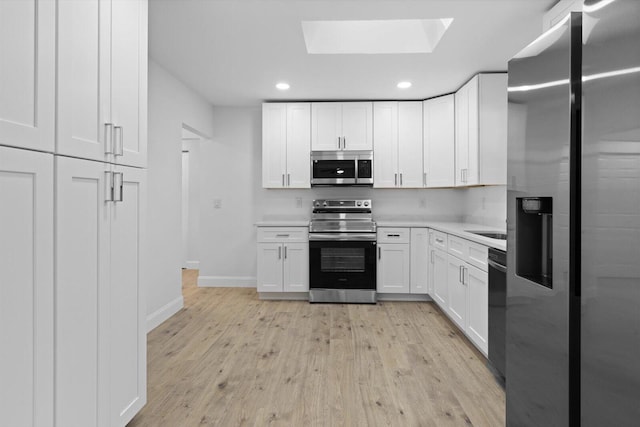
[149,0,556,107]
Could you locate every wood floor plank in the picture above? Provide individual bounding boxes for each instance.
[129,271,505,427]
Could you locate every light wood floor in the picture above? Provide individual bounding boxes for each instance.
[128,270,505,426]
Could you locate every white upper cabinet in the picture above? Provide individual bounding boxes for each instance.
[373,101,423,188]
[311,102,372,151]
[423,95,455,187]
[373,102,398,188]
[0,0,55,152]
[0,147,54,427]
[262,103,311,188]
[454,73,507,187]
[57,0,148,167]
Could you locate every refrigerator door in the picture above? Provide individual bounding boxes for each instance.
[581,1,640,425]
[506,13,580,427]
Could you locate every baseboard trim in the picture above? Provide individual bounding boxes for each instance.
[146,295,184,333]
[259,292,309,301]
[377,293,431,302]
[198,276,256,288]
[185,260,200,269]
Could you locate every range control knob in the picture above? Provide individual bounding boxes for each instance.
[315,202,320,207]
[364,201,370,207]
[323,202,328,207]
[356,201,362,206]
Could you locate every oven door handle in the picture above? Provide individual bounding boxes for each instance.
[309,233,377,241]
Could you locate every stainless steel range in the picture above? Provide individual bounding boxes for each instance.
[308,199,377,303]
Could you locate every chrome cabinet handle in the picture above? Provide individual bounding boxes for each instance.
[395,173,398,186]
[105,171,114,202]
[430,250,434,264]
[343,137,346,149]
[423,172,427,187]
[400,173,403,186]
[459,265,464,283]
[275,234,290,238]
[435,238,444,243]
[284,246,287,259]
[282,174,285,187]
[287,174,290,186]
[278,246,282,259]
[387,234,400,238]
[378,247,381,259]
[113,172,124,202]
[113,126,124,157]
[104,123,114,154]
[338,137,341,149]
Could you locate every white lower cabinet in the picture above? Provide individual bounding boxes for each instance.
[257,227,309,293]
[447,254,467,331]
[409,228,429,294]
[430,246,449,308]
[0,147,54,427]
[377,243,410,293]
[56,156,146,427]
[466,263,488,354]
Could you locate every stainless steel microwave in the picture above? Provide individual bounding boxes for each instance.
[311,151,373,186]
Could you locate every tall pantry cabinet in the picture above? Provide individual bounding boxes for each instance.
[0,1,148,426]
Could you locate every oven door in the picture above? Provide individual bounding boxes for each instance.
[309,235,376,290]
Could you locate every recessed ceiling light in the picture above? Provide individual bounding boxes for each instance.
[397,81,412,89]
[276,82,290,90]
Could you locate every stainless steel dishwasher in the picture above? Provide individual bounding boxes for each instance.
[488,247,506,383]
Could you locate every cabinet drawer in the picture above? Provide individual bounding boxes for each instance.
[467,241,488,272]
[447,235,467,259]
[429,229,448,251]
[447,234,489,272]
[377,228,410,244]
[257,227,308,243]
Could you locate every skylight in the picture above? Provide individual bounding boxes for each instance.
[301,19,453,55]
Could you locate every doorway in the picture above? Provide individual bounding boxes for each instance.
[181,125,204,273]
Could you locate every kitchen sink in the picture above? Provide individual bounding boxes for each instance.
[465,230,507,240]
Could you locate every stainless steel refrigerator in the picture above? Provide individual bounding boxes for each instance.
[506,1,640,426]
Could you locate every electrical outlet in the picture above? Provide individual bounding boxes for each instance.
[214,199,222,209]
[295,197,303,208]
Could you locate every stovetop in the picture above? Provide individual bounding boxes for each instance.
[310,199,376,233]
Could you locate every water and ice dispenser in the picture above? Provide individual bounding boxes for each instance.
[516,197,553,289]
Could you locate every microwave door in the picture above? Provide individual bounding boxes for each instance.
[312,160,357,185]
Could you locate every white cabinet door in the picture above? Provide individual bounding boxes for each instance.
[0,0,55,152]
[257,243,283,292]
[57,0,111,162]
[424,95,455,187]
[283,243,309,292]
[285,103,311,188]
[55,156,110,427]
[467,264,488,355]
[397,101,423,188]
[262,103,287,188]
[466,77,480,186]
[109,165,146,425]
[342,102,373,151]
[373,102,398,188]
[377,243,410,293]
[0,147,54,427]
[311,103,341,151]
[447,254,467,330]
[410,228,429,294]
[455,78,473,187]
[111,0,147,167]
[431,248,448,308]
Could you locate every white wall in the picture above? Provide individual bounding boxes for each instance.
[196,106,467,287]
[146,59,215,331]
[462,185,507,229]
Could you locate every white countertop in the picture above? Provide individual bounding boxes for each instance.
[375,218,506,251]
[255,217,506,251]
